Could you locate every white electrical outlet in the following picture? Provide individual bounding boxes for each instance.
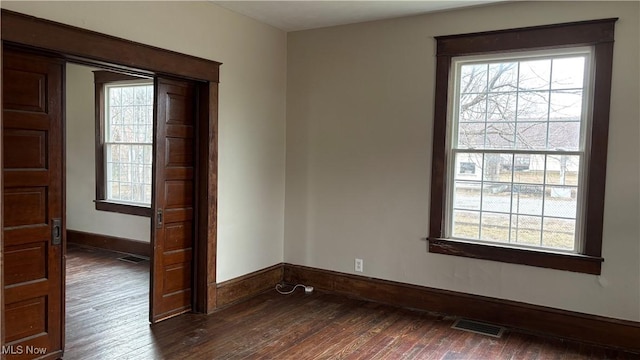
[355,258,363,272]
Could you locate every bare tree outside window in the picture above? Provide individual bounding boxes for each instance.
[105,83,154,205]
[449,51,589,251]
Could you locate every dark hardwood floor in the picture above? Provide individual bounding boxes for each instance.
[65,244,639,359]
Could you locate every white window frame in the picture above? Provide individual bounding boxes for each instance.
[443,47,595,254]
[103,80,154,207]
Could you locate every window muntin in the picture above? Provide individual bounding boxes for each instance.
[445,48,592,252]
[104,82,154,206]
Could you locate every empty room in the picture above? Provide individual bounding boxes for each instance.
[1,1,639,359]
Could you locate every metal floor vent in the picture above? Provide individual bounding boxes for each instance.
[451,319,505,338]
[118,255,147,264]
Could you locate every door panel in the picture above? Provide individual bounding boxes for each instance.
[3,130,47,169]
[3,69,47,112]
[150,77,196,323]
[2,49,64,359]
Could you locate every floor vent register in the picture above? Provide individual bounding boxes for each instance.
[451,318,505,338]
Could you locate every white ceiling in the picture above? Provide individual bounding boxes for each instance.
[212,1,505,32]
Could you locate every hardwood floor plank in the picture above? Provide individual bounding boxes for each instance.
[250,297,351,359]
[340,313,414,359]
[312,305,405,359]
[375,315,449,358]
[64,245,640,359]
[264,301,376,359]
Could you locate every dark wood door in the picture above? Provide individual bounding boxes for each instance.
[150,77,196,323]
[2,49,64,359]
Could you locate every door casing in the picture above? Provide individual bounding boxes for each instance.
[0,8,221,350]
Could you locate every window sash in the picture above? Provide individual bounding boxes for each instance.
[105,143,152,205]
[445,149,586,253]
[105,83,154,145]
[449,48,593,152]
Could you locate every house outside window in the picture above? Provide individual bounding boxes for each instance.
[428,19,617,275]
[459,162,476,175]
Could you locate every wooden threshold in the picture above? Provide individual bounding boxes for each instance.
[67,229,150,258]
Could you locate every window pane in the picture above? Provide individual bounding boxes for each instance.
[482,182,512,213]
[488,62,518,92]
[454,153,483,179]
[511,215,542,246]
[122,86,134,106]
[542,218,575,250]
[144,165,152,184]
[517,91,549,122]
[485,122,515,149]
[549,90,583,121]
[453,181,481,211]
[515,122,547,150]
[144,145,153,164]
[512,156,543,184]
[135,86,147,105]
[108,181,120,200]
[548,122,580,151]
[518,59,551,90]
[460,64,488,94]
[544,186,577,219]
[120,163,130,183]
[551,57,585,90]
[546,155,580,186]
[110,106,122,125]
[459,94,487,122]
[511,185,543,216]
[144,184,152,204]
[109,87,121,106]
[482,153,512,182]
[452,210,480,240]
[457,123,485,149]
[480,212,510,243]
[487,93,516,121]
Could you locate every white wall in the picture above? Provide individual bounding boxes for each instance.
[285,1,640,321]
[3,1,287,282]
[65,63,151,242]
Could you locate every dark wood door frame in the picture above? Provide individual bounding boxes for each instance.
[0,38,4,356]
[0,8,221,348]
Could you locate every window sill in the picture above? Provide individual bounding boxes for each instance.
[428,238,603,275]
[94,200,152,217]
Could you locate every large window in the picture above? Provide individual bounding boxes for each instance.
[428,19,617,274]
[450,49,590,252]
[94,71,154,217]
[105,82,153,204]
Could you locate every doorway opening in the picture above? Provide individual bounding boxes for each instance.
[1,8,221,357]
[64,62,153,357]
